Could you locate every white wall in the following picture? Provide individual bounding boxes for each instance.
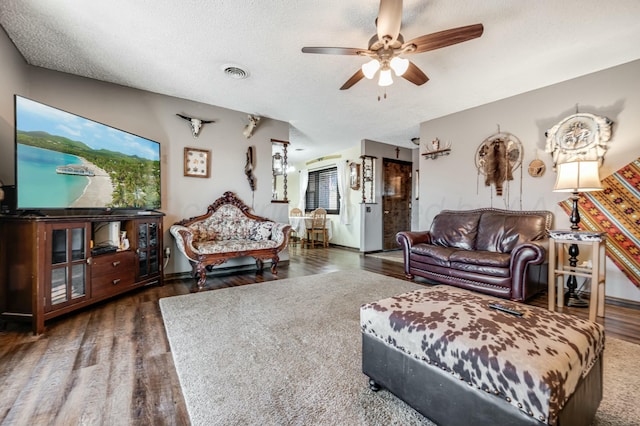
[417,59,640,303]
[0,28,290,276]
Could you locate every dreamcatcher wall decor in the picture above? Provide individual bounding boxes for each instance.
[475,131,523,202]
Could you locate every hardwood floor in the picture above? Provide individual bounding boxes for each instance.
[1,246,638,425]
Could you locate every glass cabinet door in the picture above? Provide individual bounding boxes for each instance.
[47,223,90,311]
[137,220,160,279]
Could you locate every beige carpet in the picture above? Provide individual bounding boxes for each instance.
[365,250,404,263]
[159,271,639,426]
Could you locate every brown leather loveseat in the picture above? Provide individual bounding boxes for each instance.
[396,208,553,301]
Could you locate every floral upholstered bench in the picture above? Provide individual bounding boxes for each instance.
[170,191,291,290]
[361,286,605,426]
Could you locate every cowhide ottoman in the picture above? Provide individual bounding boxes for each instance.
[360,285,604,426]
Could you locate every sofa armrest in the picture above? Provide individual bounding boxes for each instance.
[169,224,200,262]
[270,222,292,249]
[396,231,432,249]
[396,231,432,277]
[510,240,548,301]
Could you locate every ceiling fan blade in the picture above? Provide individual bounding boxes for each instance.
[302,47,364,55]
[377,0,403,45]
[340,69,365,90]
[403,23,484,54]
[402,62,429,86]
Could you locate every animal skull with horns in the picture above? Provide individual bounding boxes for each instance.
[176,113,215,138]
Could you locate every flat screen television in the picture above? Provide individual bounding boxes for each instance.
[14,95,161,211]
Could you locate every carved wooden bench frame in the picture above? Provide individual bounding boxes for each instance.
[172,191,291,290]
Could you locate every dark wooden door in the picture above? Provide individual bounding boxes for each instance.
[382,159,412,250]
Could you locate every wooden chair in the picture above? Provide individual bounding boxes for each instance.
[289,208,302,246]
[305,208,328,248]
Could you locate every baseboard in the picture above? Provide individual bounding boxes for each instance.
[603,294,640,310]
[576,290,640,310]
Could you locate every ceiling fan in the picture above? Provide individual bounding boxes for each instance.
[301,0,483,90]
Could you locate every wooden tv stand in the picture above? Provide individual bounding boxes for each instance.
[0,211,164,334]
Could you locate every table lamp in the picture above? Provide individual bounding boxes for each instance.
[553,160,603,307]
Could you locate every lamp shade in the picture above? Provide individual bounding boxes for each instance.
[378,69,393,86]
[553,160,603,192]
[361,59,380,79]
[390,56,409,76]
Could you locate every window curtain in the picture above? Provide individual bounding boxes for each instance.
[336,161,349,225]
[298,169,308,212]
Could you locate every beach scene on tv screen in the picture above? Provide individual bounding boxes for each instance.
[16,96,161,209]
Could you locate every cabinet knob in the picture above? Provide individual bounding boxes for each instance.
[87,257,93,265]
[112,261,121,267]
[112,279,121,285]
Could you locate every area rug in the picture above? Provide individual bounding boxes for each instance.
[560,157,640,288]
[365,250,404,263]
[160,271,639,426]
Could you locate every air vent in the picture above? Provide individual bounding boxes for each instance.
[222,64,249,80]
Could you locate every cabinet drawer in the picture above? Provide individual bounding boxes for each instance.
[91,251,135,276]
[91,251,136,298]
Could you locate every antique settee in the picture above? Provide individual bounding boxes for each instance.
[396,208,552,301]
[170,191,291,290]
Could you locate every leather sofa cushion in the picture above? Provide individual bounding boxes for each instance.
[410,244,457,267]
[411,244,458,261]
[476,213,547,253]
[429,212,481,250]
[450,262,510,277]
[449,249,511,267]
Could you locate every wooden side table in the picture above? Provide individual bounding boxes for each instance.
[548,230,607,322]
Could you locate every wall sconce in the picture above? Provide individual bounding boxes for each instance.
[272,152,284,176]
[271,139,289,202]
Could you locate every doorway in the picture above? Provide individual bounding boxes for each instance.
[382,158,412,250]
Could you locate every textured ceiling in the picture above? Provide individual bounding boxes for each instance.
[2,0,640,163]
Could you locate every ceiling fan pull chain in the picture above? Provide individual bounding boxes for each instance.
[377,88,388,101]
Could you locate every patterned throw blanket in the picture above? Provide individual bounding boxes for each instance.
[560,158,640,289]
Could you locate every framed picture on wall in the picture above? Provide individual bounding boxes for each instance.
[184,147,211,178]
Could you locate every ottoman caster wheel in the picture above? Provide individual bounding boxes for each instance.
[368,378,381,392]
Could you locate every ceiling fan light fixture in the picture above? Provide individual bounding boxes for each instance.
[362,59,381,79]
[378,69,393,86]
[390,56,409,76]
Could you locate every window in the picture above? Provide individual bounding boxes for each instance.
[305,167,340,214]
